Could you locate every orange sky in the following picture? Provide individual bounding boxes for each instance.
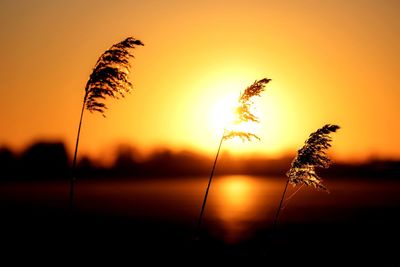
[0,0,399,161]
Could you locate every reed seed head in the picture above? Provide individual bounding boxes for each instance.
[223,130,261,142]
[287,124,340,191]
[223,78,270,141]
[85,37,144,116]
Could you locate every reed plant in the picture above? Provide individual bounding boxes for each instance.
[69,37,144,211]
[196,78,271,235]
[273,124,340,229]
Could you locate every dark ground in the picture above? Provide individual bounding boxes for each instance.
[1,201,399,266]
[1,143,400,265]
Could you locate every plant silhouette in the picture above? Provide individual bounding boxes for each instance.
[273,124,340,229]
[69,37,144,211]
[196,78,270,236]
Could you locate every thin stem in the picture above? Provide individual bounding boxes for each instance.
[281,184,304,210]
[272,178,290,230]
[196,133,225,237]
[69,93,87,212]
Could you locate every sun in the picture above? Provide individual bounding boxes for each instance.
[211,94,238,132]
[192,76,269,154]
[210,94,261,140]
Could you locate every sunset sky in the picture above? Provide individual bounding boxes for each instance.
[0,0,399,161]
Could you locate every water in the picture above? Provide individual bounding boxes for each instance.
[1,175,400,245]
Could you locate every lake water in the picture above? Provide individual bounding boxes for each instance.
[1,175,400,245]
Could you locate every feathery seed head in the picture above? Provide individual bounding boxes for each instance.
[223,78,270,141]
[239,78,271,104]
[223,130,261,142]
[287,124,340,191]
[85,37,144,116]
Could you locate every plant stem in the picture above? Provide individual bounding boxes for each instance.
[196,134,224,237]
[69,93,87,212]
[281,184,304,210]
[272,179,290,230]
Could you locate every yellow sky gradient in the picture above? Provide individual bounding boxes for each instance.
[0,0,399,161]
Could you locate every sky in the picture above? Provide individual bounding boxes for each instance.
[0,0,399,162]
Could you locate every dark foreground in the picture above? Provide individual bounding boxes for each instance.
[0,177,399,266]
[1,205,399,266]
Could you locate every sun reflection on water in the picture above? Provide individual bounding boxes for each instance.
[209,175,271,243]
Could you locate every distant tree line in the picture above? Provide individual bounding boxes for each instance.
[0,142,69,180]
[0,141,399,181]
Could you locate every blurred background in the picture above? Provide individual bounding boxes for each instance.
[0,0,399,264]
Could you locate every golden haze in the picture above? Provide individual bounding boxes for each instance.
[0,0,399,161]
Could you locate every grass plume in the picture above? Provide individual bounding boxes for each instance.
[273,124,340,229]
[235,78,270,124]
[223,130,260,142]
[196,78,270,237]
[287,124,340,191]
[85,37,144,115]
[69,37,143,211]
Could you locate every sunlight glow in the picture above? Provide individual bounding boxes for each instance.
[1,1,399,161]
[210,93,262,144]
[212,175,261,243]
[211,94,238,133]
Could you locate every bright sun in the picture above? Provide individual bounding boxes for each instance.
[210,94,261,140]
[211,94,238,132]
[194,76,271,154]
